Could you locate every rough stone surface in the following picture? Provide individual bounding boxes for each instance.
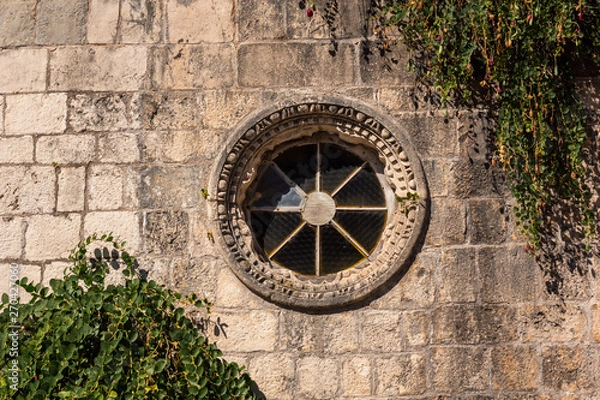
[98,132,140,163]
[480,246,537,303]
[426,198,467,246]
[87,0,120,43]
[0,49,47,93]
[432,346,488,392]
[57,167,85,212]
[36,0,88,44]
[248,353,295,400]
[0,167,56,215]
[438,247,477,303]
[542,345,595,391]
[36,135,96,164]
[375,354,426,396]
[0,0,36,47]
[297,357,339,399]
[0,216,24,259]
[0,136,34,163]
[144,210,189,255]
[25,214,81,261]
[6,93,67,135]
[167,0,234,43]
[468,199,507,244]
[141,92,201,130]
[84,211,141,252]
[211,310,279,353]
[491,346,538,390]
[140,166,202,209]
[69,93,140,132]
[121,0,163,43]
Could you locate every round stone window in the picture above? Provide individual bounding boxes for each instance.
[213,98,429,310]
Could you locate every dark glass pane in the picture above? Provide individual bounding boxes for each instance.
[320,226,364,275]
[250,166,303,209]
[320,145,364,194]
[274,145,317,193]
[272,225,316,275]
[251,212,303,255]
[333,167,386,207]
[334,211,387,253]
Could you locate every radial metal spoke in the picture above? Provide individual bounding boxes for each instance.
[249,205,303,212]
[270,161,308,197]
[330,161,368,197]
[330,220,369,257]
[316,143,322,193]
[267,221,307,258]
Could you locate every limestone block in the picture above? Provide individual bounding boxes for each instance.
[360,41,413,86]
[0,0,36,47]
[141,130,209,163]
[98,132,140,163]
[36,0,87,44]
[520,304,587,342]
[248,353,295,400]
[360,311,403,352]
[0,216,25,258]
[57,167,85,212]
[431,346,488,392]
[134,257,171,286]
[479,246,537,303]
[491,346,538,390]
[87,0,120,43]
[593,304,600,342]
[150,45,234,89]
[0,264,41,301]
[0,136,34,163]
[0,166,55,215]
[238,43,356,87]
[50,46,147,91]
[468,199,507,244]
[167,0,234,43]
[375,354,426,396]
[458,110,496,161]
[188,209,220,259]
[0,49,47,93]
[215,267,269,309]
[426,198,467,246]
[144,210,189,255]
[280,311,326,353]
[238,0,285,41]
[6,93,67,135]
[370,249,437,309]
[141,92,201,130]
[397,112,457,158]
[322,313,359,354]
[84,211,141,252]
[121,0,163,43]
[451,158,509,198]
[287,0,364,40]
[210,310,278,353]
[36,135,96,164]
[42,261,71,287]
[420,159,450,197]
[69,93,138,132]
[438,247,477,303]
[297,357,339,399]
[171,257,218,298]
[342,357,372,396]
[378,87,434,113]
[25,214,81,261]
[542,345,594,391]
[88,165,126,210]
[200,90,263,130]
[403,310,430,347]
[140,166,203,209]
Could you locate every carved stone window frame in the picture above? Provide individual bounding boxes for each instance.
[211,96,429,311]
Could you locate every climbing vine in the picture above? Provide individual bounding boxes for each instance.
[372,0,600,248]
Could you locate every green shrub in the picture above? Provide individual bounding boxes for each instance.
[0,234,258,400]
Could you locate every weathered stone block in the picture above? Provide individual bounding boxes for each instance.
[84,211,141,252]
[141,130,212,163]
[171,256,218,298]
[50,46,147,91]
[151,45,234,89]
[140,166,202,208]
[458,111,495,160]
[167,0,234,43]
[0,49,47,93]
[134,257,170,286]
[6,93,67,135]
[141,92,201,130]
[121,0,163,43]
[375,354,426,396]
[0,0,36,47]
[280,311,326,353]
[433,305,518,344]
[287,0,364,40]
[360,41,414,86]
[426,198,467,246]
[421,159,450,197]
[322,313,359,354]
[238,0,285,41]
[87,0,120,43]
[0,167,55,215]
[88,165,126,210]
[438,247,477,303]
[189,209,221,259]
[200,90,263,130]
[98,132,140,163]
[69,93,139,132]
[36,135,96,164]
[25,214,81,261]
[491,346,538,390]
[342,357,372,396]
[520,304,587,342]
[57,167,85,212]
[542,345,594,391]
[468,199,507,244]
[480,246,537,303]
[593,304,600,342]
[210,310,279,353]
[398,112,457,158]
[403,310,430,347]
[431,346,488,392]
[0,216,25,258]
[451,158,508,198]
[0,136,34,163]
[36,0,87,44]
[360,311,403,352]
[144,210,189,255]
[215,267,269,309]
[238,43,356,87]
[297,357,339,399]
[248,353,295,400]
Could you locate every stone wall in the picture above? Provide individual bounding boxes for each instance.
[1,0,599,398]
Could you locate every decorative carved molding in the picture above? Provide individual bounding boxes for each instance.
[214,100,429,310]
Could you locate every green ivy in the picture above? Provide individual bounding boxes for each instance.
[373,0,599,248]
[0,234,258,400]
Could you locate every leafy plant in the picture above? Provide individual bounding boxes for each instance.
[372,0,599,248]
[0,234,258,399]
